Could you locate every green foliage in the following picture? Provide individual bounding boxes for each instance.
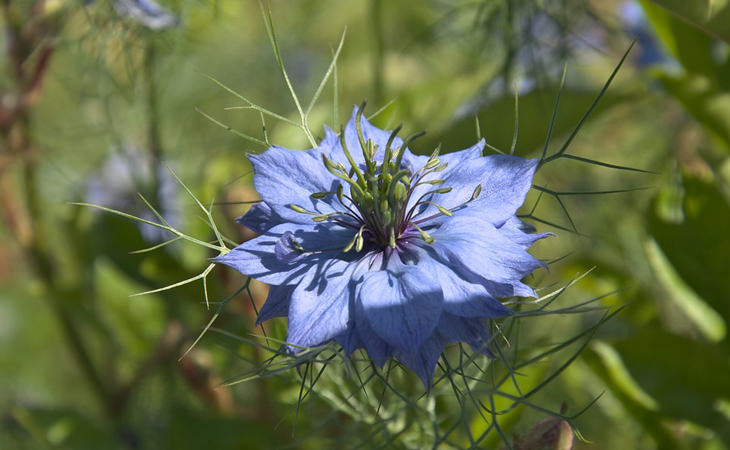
[643,0,730,151]
[648,0,730,44]
[2,1,730,449]
[649,174,730,322]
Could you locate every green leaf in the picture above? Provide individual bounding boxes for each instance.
[656,72,730,151]
[590,341,659,411]
[641,0,718,78]
[611,326,730,441]
[649,0,730,44]
[644,237,726,342]
[643,0,730,150]
[648,173,730,323]
[583,340,676,450]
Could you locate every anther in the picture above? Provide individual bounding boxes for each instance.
[411,222,434,244]
[289,204,311,214]
[471,184,482,201]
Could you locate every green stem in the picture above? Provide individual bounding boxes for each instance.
[371,0,385,104]
[144,39,163,208]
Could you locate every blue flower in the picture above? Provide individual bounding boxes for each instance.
[215,107,548,386]
[113,0,178,30]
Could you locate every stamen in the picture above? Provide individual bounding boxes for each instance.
[424,158,441,170]
[336,184,344,203]
[343,225,366,253]
[429,144,441,160]
[312,212,344,222]
[355,226,365,252]
[308,107,453,249]
[404,186,453,222]
[290,238,305,253]
[289,204,312,214]
[410,222,434,244]
[411,183,485,225]
[322,153,366,199]
[421,200,453,217]
[420,179,446,186]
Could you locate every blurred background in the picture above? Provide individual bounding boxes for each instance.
[1,0,729,448]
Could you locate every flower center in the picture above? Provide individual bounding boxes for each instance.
[288,106,481,252]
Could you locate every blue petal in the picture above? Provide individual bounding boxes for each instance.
[425,216,545,286]
[256,284,294,325]
[334,326,363,356]
[498,216,552,249]
[416,139,485,175]
[339,275,395,364]
[235,202,287,234]
[285,258,355,348]
[440,140,485,163]
[407,246,513,318]
[352,311,393,366]
[393,334,445,388]
[406,140,485,213]
[356,261,443,353]
[114,0,178,29]
[437,313,492,354]
[413,155,538,226]
[248,143,342,225]
[212,222,355,285]
[485,279,537,300]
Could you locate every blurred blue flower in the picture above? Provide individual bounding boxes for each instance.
[86,144,179,243]
[113,0,178,30]
[620,1,665,67]
[215,107,548,386]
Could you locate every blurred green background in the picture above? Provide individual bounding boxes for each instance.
[1,0,729,448]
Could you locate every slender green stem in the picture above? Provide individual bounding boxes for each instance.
[144,39,163,207]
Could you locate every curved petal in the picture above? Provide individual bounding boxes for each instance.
[212,222,355,285]
[425,216,545,287]
[248,143,342,225]
[442,140,485,163]
[405,140,486,216]
[437,313,492,354]
[235,202,287,234]
[352,311,393,366]
[412,155,538,226]
[256,284,294,324]
[508,281,539,298]
[334,326,363,356]
[498,216,552,249]
[356,260,443,353]
[285,258,355,348]
[393,333,445,388]
[407,246,513,318]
